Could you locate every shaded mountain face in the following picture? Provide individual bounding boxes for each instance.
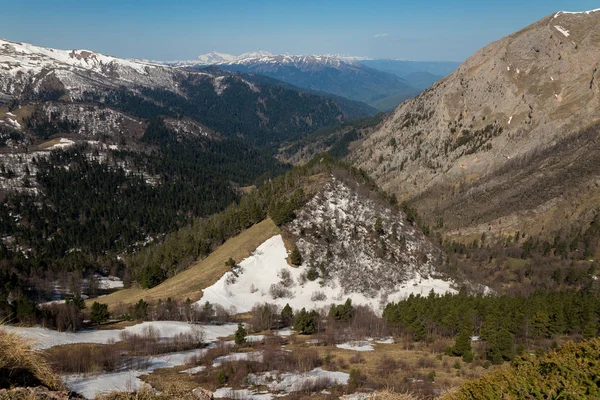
[350,10,600,240]
[189,54,418,110]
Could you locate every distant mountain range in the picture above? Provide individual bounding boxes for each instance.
[165,51,460,111]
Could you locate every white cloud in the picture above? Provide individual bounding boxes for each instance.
[373,33,389,38]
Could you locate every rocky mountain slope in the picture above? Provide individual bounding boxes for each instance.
[195,158,463,314]
[350,9,600,240]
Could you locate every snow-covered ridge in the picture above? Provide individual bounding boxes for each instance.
[554,8,600,18]
[0,38,163,76]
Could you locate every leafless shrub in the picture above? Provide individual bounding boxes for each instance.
[299,376,332,394]
[417,355,435,369]
[278,269,295,287]
[46,342,121,374]
[293,348,322,372]
[249,303,280,332]
[377,355,399,376]
[349,353,366,364]
[310,291,327,301]
[269,283,293,299]
[200,341,232,367]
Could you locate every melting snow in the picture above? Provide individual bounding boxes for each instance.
[554,25,570,37]
[212,351,263,367]
[248,368,349,392]
[180,365,206,374]
[46,138,75,150]
[96,275,124,290]
[196,235,455,315]
[336,341,374,352]
[2,321,237,349]
[214,388,276,400]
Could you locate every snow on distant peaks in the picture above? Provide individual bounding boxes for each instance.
[196,51,237,65]
[190,50,370,66]
[554,8,600,18]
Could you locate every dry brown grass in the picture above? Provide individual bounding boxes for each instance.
[0,328,63,391]
[88,219,280,310]
[368,389,419,400]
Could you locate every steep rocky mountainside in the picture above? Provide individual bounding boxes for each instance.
[285,174,451,300]
[194,160,464,314]
[350,10,600,240]
[278,113,385,165]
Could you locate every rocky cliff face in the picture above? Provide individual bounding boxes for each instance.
[350,10,600,239]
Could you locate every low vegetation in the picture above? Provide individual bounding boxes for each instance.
[0,329,62,391]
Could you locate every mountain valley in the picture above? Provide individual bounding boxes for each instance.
[1,6,600,400]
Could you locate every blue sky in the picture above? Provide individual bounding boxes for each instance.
[1,0,598,61]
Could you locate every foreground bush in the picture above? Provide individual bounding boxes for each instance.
[0,329,62,390]
[444,338,600,399]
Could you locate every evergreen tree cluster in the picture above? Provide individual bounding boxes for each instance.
[81,71,370,147]
[0,123,288,298]
[128,154,381,288]
[383,290,600,364]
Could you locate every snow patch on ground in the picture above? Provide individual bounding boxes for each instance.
[248,368,349,392]
[213,351,263,367]
[180,365,206,374]
[96,275,124,290]
[336,341,374,352]
[2,321,237,349]
[275,328,294,336]
[196,234,454,315]
[65,347,211,398]
[554,25,570,37]
[214,388,276,400]
[46,138,75,150]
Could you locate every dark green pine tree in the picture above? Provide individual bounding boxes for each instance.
[234,322,247,345]
[281,303,294,327]
[90,302,110,325]
[289,245,302,266]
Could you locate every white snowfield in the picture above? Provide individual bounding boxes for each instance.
[96,275,125,290]
[336,341,374,352]
[554,25,570,37]
[212,351,263,367]
[0,38,159,77]
[248,368,350,392]
[197,235,455,314]
[2,321,237,349]
[45,138,75,150]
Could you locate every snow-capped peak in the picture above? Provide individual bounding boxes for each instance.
[236,50,274,61]
[554,8,600,18]
[187,51,370,67]
[0,38,161,76]
[196,51,237,65]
